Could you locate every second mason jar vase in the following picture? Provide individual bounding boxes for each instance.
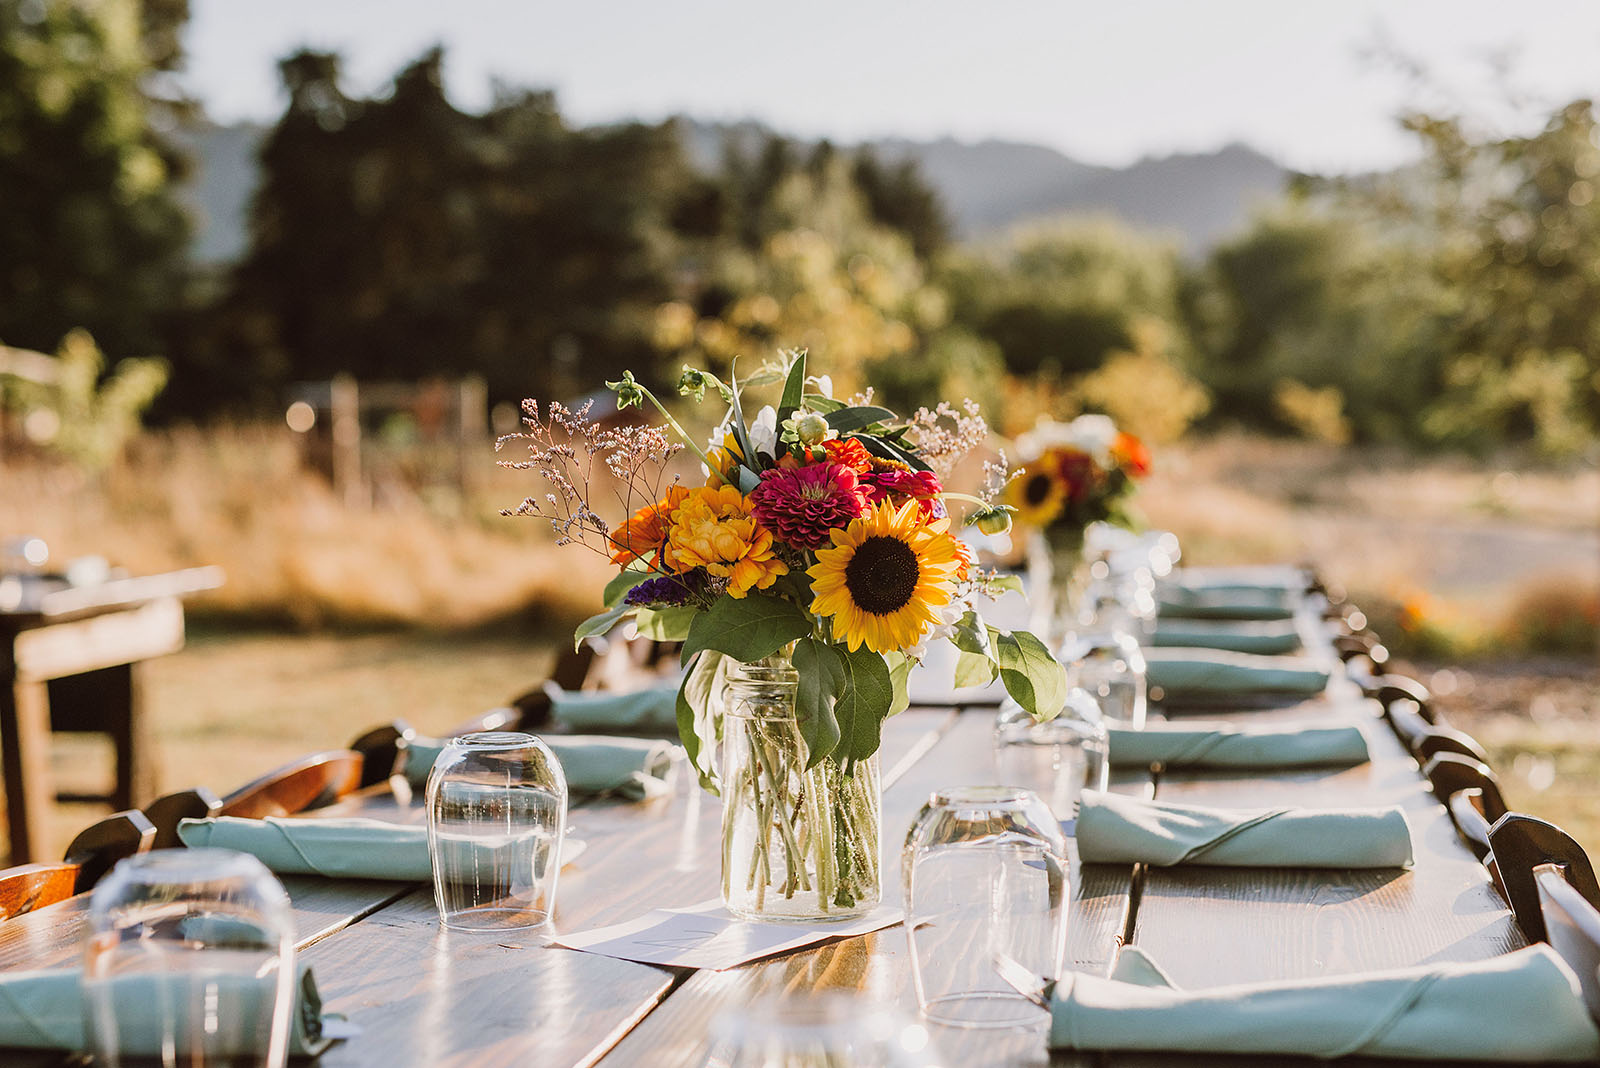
[720,658,883,922]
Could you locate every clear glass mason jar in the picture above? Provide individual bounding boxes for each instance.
[1027,528,1090,647]
[720,658,882,922]
[994,689,1111,823]
[1063,628,1147,730]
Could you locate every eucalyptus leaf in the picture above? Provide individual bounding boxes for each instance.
[680,593,814,666]
[991,627,1067,721]
[676,650,729,791]
[792,638,843,769]
[573,603,631,651]
[825,405,897,432]
[953,649,999,690]
[633,605,697,642]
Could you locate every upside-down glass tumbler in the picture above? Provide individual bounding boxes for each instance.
[993,690,1110,823]
[903,787,1068,1029]
[426,731,567,930]
[83,848,296,1068]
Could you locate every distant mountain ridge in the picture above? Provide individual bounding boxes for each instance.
[178,117,1291,264]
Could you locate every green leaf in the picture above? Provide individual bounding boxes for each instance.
[952,611,994,658]
[633,605,697,642]
[676,651,729,791]
[852,431,932,472]
[777,350,807,428]
[604,567,653,607]
[885,651,913,717]
[725,357,758,475]
[573,603,631,651]
[954,649,998,690]
[992,627,1067,721]
[802,393,845,413]
[680,592,813,666]
[833,645,893,766]
[792,638,842,768]
[825,405,897,432]
[987,573,1026,596]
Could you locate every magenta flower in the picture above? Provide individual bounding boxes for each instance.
[749,463,869,549]
[862,468,946,519]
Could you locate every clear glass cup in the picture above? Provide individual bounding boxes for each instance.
[703,993,943,1067]
[903,787,1068,1030]
[1063,629,1147,729]
[83,848,296,1068]
[993,691,1110,823]
[426,731,567,931]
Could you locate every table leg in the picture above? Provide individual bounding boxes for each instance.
[111,662,157,810]
[1,664,54,864]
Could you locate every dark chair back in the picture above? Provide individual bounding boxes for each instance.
[219,750,364,819]
[142,787,223,849]
[1422,753,1507,860]
[1361,674,1436,723]
[1414,727,1491,767]
[348,721,414,788]
[1332,632,1388,667]
[1489,813,1600,945]
[1535,863,1600,1023]
[0,862,79,921]
[62,809,157,894]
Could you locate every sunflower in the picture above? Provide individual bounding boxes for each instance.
[1006,464,1066,528]
[808,500,962,654]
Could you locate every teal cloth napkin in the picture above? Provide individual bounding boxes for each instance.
[1050,944,1600,1061]
[1157,570,1300,620]
[1107,724,1369,770]
[1074,791,1412,868]
[1151,617,1302,654]
[0,963,339,1056]
[549,685,679,733]
[401,734,677,800]
[178,816,432,880]
[1144,648,1329,698]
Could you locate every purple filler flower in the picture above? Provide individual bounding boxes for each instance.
[624,573,703,607]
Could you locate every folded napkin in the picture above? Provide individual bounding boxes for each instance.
[401,734,678,800]
[1151,617,1302,655]
[548,684,679,734]
[0,962,339,1056]
[1074,791,1412,868]
[1157,571,1300,621]
[1107,724,1369,770]
[1050,944,1600,1061]
[179,816,433,880]
[1144,648,1329,699]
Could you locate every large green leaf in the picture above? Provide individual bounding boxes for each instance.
[725,356,758,470]
[991,627,1067,721]
[953,649,998,690]
[833,645,893,767]
[676,650,729,792]
[680,592,813,666]
[952,610,993,657]
[603,567,653,607]
[884,651,913,717]
[825,405,897,432]
[573,603,631,651]
[792,638,842,769]
[777,350,807,428]
[802,393,845,413]
[633,605,697,642]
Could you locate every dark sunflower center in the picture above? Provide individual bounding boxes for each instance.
[844,536,921,615]
[1023,472,1054,506]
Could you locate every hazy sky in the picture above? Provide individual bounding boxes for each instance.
[184,1,1600,174]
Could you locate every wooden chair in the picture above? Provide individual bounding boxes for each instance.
[1,809,161,920]
[142,786,223,849]
[217,750,364,819]
[1422,752,1507,860]
[1488,813,1600,945]
[348,720,415,788]
[1359,673,1436,723]
[1332,632,1389,668]
[0,862,78,921]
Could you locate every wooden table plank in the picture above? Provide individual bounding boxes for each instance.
[1130,683,1523,990]
[597,710,1150,1068]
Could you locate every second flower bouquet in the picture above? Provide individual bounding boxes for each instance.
[501,350,1065,920]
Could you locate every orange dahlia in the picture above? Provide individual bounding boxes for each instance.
[608,485,689,567]
[665,485,789,597]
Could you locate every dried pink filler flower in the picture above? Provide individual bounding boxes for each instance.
[749,463,868,549]
[862,468,946,519]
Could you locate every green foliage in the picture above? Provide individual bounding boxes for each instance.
[679,593,814,665]
[0,0,190,359]
[1,330,167,470]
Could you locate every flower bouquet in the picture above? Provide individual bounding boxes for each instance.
[499,350,1065,921]
[1005,414,1151,639]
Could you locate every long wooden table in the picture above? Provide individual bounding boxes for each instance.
[0,601,1547,1067]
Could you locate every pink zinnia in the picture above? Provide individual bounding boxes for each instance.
[749,463,868,549]
[862,468,946,519]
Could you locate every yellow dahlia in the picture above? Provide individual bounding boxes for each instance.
[1006,464,1066,528]
[808,500,962,654]
[665,485,788,597]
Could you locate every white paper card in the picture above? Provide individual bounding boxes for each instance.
[553,901,902,970]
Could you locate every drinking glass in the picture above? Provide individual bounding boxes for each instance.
[703,993,943,1067]
[83,848,296,1068]
[1063,629,1147,729]
[903,787,1068,1029]
[426,731,567,930]
[993,691,1109,823]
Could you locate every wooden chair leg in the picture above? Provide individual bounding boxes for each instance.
[1,667,53,864]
